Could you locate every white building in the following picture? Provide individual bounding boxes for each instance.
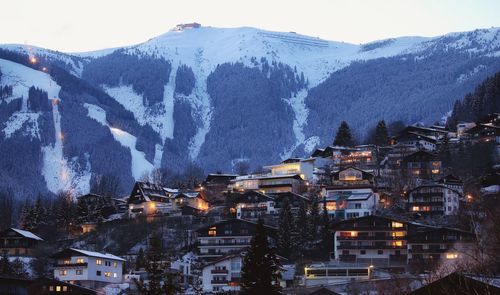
[304,263,372,287]
[263,158,315,182]
[322,187,379,219]
[53,248,125,289]
[201,252,243,293]
[407,184,461,216]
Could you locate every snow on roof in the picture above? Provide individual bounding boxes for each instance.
[11,228,43,241]
[70,248,126,261]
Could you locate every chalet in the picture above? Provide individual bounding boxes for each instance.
[332,215,408,266]
[0,228,43,257]
[437,174,464,193]
[232,191,275,220]
[202,173,238,203]
[270,192,311,215]
[257,174,307,194]
[264,158,316,182]
[407,184,461,216]
[401,151,442,179]
[408,272,500,295]
[127,182,175,218]
[174,22,201,31]
[201,251,244,293]
[322,187,379,219]
[406,225,475,266]
[0,277,98,295]
[312,145,376,170]
[331,166,374,187]
[394,131,439,151]
[196,219,276,260]
[52,248,125,289]
[457,122,476,138]
[171,192,209,212]
[229,175,260,191]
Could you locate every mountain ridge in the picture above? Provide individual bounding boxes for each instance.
[1,25,500,198]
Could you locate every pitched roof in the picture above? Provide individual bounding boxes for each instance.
[53,248,125,261]
[11,228,43,241]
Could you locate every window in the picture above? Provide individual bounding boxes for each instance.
[56,286,61,292]
[412,206,419,211]
[377,250,383,255]
[208,227,217,236]
[446,253,458,259]
[392,241,403,247]
[355,203,361,209]
[96,271,101,276]
[113,262,118,268]
[391,222,404,228]
[76,269,83,275]
[62,286,68,291]
[360,250,366,255]
[105,261,111,266]
[76,258,85,264]
[63,259,71,265]
[113,273,118,278]
[59,270,67,276]
[392,231,405,238]
[104,272,111,277]
[96,259,102,265]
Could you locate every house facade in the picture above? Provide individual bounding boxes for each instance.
[196,219,276,260]
[127,182,175,218]
[407,185,461,216]
[322,187,379,219]
[53,248,124,289]
[232,191,275,220]
[332,216,408,266]
[201,252,243,293]
[0,228,43,257]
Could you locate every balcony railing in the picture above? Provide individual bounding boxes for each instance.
[211,279,229,284]
[409,248,448,254]
[211,269,229,274]
[337,236,406,241]
[337,244,406,250]
[54,262,88,268]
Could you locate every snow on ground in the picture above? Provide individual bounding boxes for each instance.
[2,112,40,139]
[282,89,309,157]
[457,65,486,83]
[0,58,60,109]
[110,127,154,179]
[83,103,154,180]
[304,136,321,154]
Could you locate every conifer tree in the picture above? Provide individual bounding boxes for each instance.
[309,194,321,241]
[295,201,309,253]
[333,121,354,146]
[241,219,282,295]
[320,200,333,260]
[0,252,12,276]
[277,198,293,258]
[374,120,389,146]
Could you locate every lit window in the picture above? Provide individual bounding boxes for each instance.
[392,241,403,247]
[446,253,458,259]
[76,269,83,275]
[114,262,118,268]
[56,286,61,292]
[350,231,358,237]
[412,206,419,211]
[76,258,84,264]
[62,286,67,292]
[392,231,405,238]
[113,273,118,278]
[208,227,217,236]
[105,272,111,277]
[391,222,404,228]
[59,270,67,276]
[63,259,71,265]
[96,259,102,265]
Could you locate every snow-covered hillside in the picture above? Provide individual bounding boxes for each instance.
[1,25,500,198]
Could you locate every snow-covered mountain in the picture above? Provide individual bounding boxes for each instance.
[1,25,500,197]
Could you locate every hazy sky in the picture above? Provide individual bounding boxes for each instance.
[1,0,499,52]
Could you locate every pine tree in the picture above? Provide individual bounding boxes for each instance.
[295,201,309,253]
[309,194,321,242]
[0,252,12,276]
[374,120,389,146]
[241,219,282,295]
[438,134,451,166]
[135,247,146,270]
[333,121,354,146]
[277,198,293,258]
[320,200,333,260]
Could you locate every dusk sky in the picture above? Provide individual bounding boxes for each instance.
[1,0,499,52]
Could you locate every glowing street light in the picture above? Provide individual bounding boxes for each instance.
[29,56,37,64]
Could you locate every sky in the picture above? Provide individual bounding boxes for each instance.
[1,0,499,52]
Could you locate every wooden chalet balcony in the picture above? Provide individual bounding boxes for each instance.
[203,241,250,247]
[339,254,357,262]
[54,262,88,268]
[337,235,406,241]
[211,269,229,274]
[337,244,406,250]
[211,279,229,284]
